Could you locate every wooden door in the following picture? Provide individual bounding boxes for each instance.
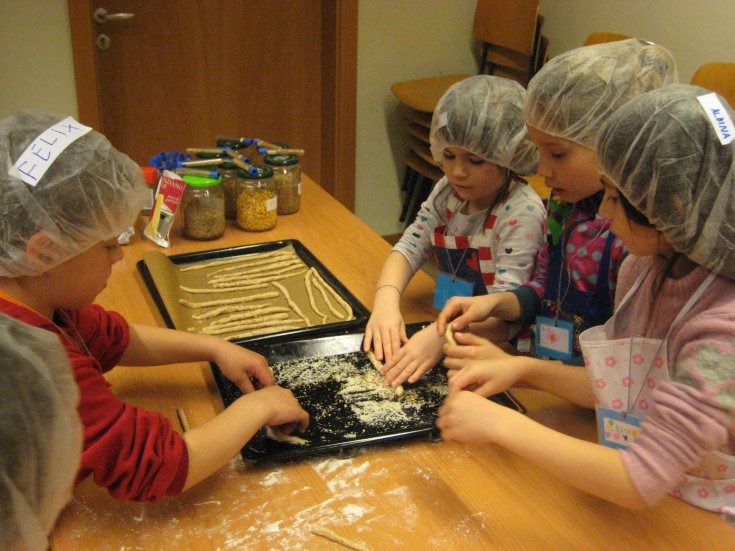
[68,0,357,210]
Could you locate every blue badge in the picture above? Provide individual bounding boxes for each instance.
[433,271,474,310]
[535,316,574,360]
[596,406,642,450]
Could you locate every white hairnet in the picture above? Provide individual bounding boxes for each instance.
[0,110,149,277]
[0,314,82,550]
[525,38,678,148]
[597,84,735,279]
[430,75,539,175]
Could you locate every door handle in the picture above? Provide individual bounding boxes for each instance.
[93,8,135,24]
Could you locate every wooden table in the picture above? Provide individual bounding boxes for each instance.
[52,176,733,550]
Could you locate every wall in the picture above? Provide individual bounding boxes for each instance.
[355,0,478,236]
[0,0,78,118]
[2,1,734,235]
[538,0,735,82]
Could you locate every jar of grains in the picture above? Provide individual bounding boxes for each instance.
[265,151,301,214]
[236,165,277,231]
[217,160,241,220]
[181,174,226,240]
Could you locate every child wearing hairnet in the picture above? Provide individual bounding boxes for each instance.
[363,75,545,386]
[439,85,735,521]
[0,111,309,502]
[438,39,677,367]
[0,313,81,550]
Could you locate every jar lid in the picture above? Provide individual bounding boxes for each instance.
[264,153,299,166]
[215,137,244,149]
[240,164,274,179]
[183,174,221,188]
[141,165,159,186]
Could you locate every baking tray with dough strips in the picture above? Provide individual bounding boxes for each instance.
[136,239,370,345]
[211,323,526,463]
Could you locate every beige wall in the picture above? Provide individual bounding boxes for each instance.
[0,0,77,118]
[2,1,734,235]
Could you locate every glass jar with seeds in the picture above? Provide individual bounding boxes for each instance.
[265,151,301,214]
[236,165,277,231]
[181,174,226,240]
[217,160,243,220]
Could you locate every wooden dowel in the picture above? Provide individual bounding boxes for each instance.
[176,407,191,432]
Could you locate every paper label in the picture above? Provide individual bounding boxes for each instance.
[433,271,473,310]
[697,92,734,145]
[535,316,573,359]
[9,116,93,186]
[596,406,642,450]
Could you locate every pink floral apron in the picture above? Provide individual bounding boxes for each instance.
[580,269,735,523]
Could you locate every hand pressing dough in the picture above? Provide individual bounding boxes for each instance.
[311,526,371,551]
[366,351,404,397]
[444,325,457,346]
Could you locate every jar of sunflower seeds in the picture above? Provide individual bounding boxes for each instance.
[264,151,301,214]
[181,174,226,240]
[236,165,277,231]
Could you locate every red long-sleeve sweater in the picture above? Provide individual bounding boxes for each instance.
[0,297,189,502]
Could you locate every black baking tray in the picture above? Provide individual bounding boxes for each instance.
[212,323,525,463]
[136,239,370,345]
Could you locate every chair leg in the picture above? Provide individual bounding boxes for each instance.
[405,175,436,227]
[399,166,419,222]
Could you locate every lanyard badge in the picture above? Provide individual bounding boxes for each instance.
[535,316,574,359]
[433,271,473,310]
[596,407,642,450]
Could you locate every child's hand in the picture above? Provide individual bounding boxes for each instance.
[437,390,516,444]
[212,342,275,395]
[381,324,443,386]
[363,291,408,362]
[442,331,511,371]
[436,293,517,336]
[246,385,310,433]
[447,357,524,397]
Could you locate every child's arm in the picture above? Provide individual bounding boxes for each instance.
[121,324,273,394]
[363,251,415,361]
[181,385,309,490]
[436,292,522,336]
[485,190,546,293]
[444,332,595,408]
[437,391,646,509]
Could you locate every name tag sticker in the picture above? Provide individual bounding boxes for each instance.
[535,316,573,359]
[697,92,734,145]
[433,271,473,310]
[596,406,642,450]
[9,116,93,186]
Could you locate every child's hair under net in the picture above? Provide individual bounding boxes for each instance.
[0,110,149,277]
[524,38,679,149]
[597,84,735,279]
[430,75,538,175]
[0,314,81,550]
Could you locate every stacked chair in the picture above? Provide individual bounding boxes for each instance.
[391,0,546,227]
[690,62,735,107]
